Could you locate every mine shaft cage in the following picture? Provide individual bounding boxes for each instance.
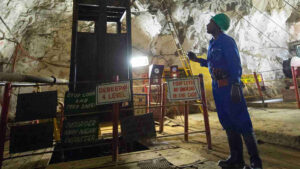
[69,0,133,122]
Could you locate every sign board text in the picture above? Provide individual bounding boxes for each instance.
[133,94,147,115]
[167,77,201,101]
[62,117,98,147]
[64,92,96,115]
[96,81,131,105]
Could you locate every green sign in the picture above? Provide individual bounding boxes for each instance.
[64,92,96,115]
[62,117,98,147]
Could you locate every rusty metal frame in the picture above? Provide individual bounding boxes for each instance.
[291,66,300,109]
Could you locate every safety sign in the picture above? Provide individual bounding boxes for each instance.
[241,74,262,84]
[96,81,131,105]
[167,77,201,101]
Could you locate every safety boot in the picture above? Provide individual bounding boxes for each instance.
[218,156,245,168]
[218,130,245,169]
[242,132,263,169]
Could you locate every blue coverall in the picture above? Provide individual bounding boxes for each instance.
[199,33,253,134]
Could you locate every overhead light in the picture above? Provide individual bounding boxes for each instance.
[131,56,149,68]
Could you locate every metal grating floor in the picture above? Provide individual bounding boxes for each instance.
[138,157,174,169]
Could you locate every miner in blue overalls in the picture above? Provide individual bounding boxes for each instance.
[188,13,263,169]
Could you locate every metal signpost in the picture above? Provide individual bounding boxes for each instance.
[96,79,131,162]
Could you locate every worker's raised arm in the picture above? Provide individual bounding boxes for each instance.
[187,51,208,67]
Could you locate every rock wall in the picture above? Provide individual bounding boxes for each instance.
[132,0,300,101]
[0,0,73,119]
[1,0,300,117]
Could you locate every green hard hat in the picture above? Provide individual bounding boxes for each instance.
[212,13,230,31]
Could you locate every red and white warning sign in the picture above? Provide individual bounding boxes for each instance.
[96,81,131,105]
[167,77,201,101]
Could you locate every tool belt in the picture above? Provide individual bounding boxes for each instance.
[212,68,229,88]
[217,79,228,88]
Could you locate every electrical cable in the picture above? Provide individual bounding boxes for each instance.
[0,16,18,42]
[218,0,283,48]
[244,0,292,37]
[282,0,300,15]
[239,14,282,48]
[1,15,70,69]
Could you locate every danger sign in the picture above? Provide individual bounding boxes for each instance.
[167,77,201,101]
[96,81,131,105]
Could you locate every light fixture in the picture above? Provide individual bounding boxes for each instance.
[130,56,149,68]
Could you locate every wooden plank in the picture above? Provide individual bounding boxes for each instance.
[46,146,206,169]
[158,148,205,166]
[18,149,47,169]
[2,147,53,169]
[35,147,53,169]
[46,147,179,169]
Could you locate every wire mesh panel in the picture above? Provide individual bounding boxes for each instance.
[137,157,173,169]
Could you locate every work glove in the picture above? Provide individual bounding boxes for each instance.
[187,51,197,62]
[231,83,241,103]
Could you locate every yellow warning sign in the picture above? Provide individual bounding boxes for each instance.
[241,74,262,84]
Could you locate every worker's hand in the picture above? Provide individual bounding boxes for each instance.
[231,84,241,103]
[187,51,197,62]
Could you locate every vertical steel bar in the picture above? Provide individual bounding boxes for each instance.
[0,83,12,169]
[112,76,119,162]
[126,0,133,110]
[199,74,212,149]
[184,101,189,142]
[147,81,151,113]
[254,72,265,105]
[260,73,266,91]
[59,102,65,137]
[69,0,78,92]
[291,66,300,109]
[159,83,166,133]
[157,80,161,128]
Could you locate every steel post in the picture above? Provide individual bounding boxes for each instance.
[184,101,189,142]
[0,83,12,169]
[112,76,120,162]
[199,74,212,149]
[254,72,265,106]
[69,0,79,91]
[159,83,166,133]
[291,67,300,109]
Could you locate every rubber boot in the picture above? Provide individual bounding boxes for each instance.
[242,132,263,169]
[218,130,245,169]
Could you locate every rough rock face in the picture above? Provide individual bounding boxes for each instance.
[0,0,300,117]
[134,0,299,73]
[0,0,72,75]
[0,0,73,119]
[131,0,300,99]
